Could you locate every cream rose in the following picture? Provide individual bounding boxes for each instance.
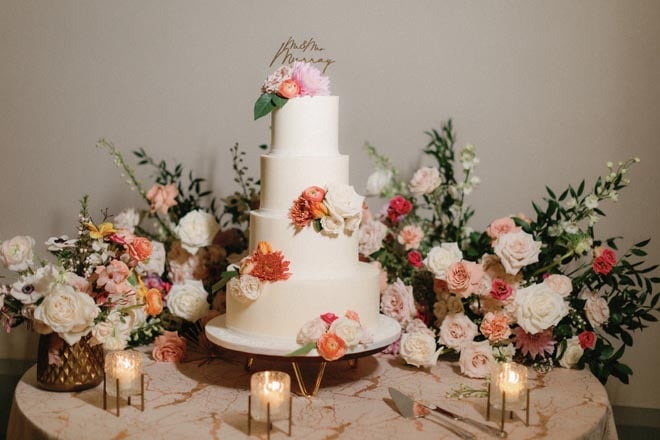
[514,283,569,334]
[559,336,584,369]
[358,220,388,256]
[582,290,610,327]
[33,283,99,345]
[365,169,393,196]
[323,182,364,218]
[459,340,495,378]
[320,207,345,236]
[543,274,573,297]
[1,235,35,271]
[227,274,262,303]
[438,313,478,352]
[166,279,210,322]
[344,212,362,233]
[399,329,441,368]
[296,317,329,345]
[424,243,463,280]
[138,240,166,276]
[493,231,542,275]
[380,279,416,326]
[409,166,441,196]
[329,317,364,349]
[176,210,220,255]
[113,208,140,233]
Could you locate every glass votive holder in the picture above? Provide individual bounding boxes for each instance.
[104,350,143,397]
[250,371,291,422]
[490,361,528,410]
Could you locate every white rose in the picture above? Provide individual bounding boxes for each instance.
[438,313,478,352]
[559,336,584,369]
[381,279,416,327]
[514,283,569,334]
[320,207,345,236]
[176,210,220,255]
[409,166,441,196]
[1,235,35,271]
[344,212,362,233]
[33,283,99,345]
[459,340,495,378]
[138,240,166,275]
[10,264,59,304]
[227,274,262,303]
[90,310,132,351]
[399,329,441,368]
[543,274,573,297]
[493,231,541,275]
[365,169,393,196]
[323,183,364,218]
[296,317,328,345]
[424,243,463,280]
[405,318,436,339]
[166,279,210,322]
[329,317,364,349]
[582,290,610,327]
[358,220,388,256]
[114,208,140,233]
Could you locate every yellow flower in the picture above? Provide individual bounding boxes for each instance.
[135,275,147,300]
[86,222,116,240]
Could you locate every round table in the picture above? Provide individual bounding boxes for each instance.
[7,349,617,440]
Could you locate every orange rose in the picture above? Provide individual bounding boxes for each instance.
[145,288,163,316]
[128,236,153,262]
[278,79,299,99]
[316,332,346,361]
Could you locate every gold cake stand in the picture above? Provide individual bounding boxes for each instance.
[205,314,401,397]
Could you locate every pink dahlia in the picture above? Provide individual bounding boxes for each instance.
[512,327,556,360]
[291,62,330,96]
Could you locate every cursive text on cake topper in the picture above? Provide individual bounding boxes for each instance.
[269,37,335,73]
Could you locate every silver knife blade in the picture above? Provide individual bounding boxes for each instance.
[426,402,506,438]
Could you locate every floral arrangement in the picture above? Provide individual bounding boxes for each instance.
[289,184,363,236]
[225,241,291,303]
[0,196,161,361]
[360,120,659,384]
[254,62,330,120]
[288,311,372,361]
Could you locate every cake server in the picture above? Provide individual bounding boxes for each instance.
[388,387,506,438]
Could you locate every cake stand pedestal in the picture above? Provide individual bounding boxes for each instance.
[205,314,401,397]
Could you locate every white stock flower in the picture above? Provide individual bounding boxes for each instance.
[176,210,220,255]
[584,194,599,210]
[296,317,328,345]
[409,166,441,196]
[514,283,569,334]
[493,231,541,275]
[114,208,140,233]
[227,275,262,303]
[365,169,393,196]
[399,330,441,368]
[559,336,584,369]
[424,243,463,280]
[438,313,478,352]
[166,279,210,322]
[358,220,388,256]
[458,340,495,378]
[574,236,593,256]
[324,183,364,218]
[33,283,99,345]
[1,235,35,272]
[329,317,364,349]
[138,240,166,275]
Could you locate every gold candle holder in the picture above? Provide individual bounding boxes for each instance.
[102,350,145,417]
[248,371,292,439]
[486,362,530,435]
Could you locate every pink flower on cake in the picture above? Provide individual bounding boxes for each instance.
[316,332,346,361]
[291,61,330,97]
[445,260,484,298]
[458,340,495,378]
[397,224,424,250]
[320,312,339,325]
[302,186,326,202]
[479,312,511,342]
[146,183,178,215]
[152,330,187,362]
[278,79,299,99]
[486,217,521,242]
[289,197,316,228]
[512,327,556,359]
[329,316,364,349]
[262,65,292,94]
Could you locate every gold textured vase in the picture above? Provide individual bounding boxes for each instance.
[37,333,104,392]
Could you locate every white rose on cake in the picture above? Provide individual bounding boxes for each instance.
[424,243,463,280]
[296,317,329,345]
[320,207,345,236]
[33,283,99,345]
[176,210,220,255]
[166,279,210,322]
[0,235,35,272]
[493,231,542,275]
[227,275,262,303]
[399,329,441,368]
[329,317,364,349]
[514,282,569,334]
[323,183,364,218]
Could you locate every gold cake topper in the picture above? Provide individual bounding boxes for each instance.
[269,37,335,73]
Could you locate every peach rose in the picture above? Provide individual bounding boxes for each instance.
[316,332,346,361]
[543,274,572,297]
[128,236,153,262]
[278,79,300,98]
[145,288,163,316]
[146,183,178,215]
[458,340,495,378]
[445,261,484,298]
[486,217,521,242]
[438,312,478,352]
[152,330,187,362]
[479,312,511,342]
[397,224,424,250]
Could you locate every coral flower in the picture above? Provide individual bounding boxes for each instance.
[289,197,315,228]
[302,186,326,203]
[578,330,596,349]
[145,288,164,316]
[127,236,153,262]
[146,183,178,215]
[250,248,291,282]
[278,79,300,98]
[592,257,613,275]
[316,332,346,361]
[490,278,513,300]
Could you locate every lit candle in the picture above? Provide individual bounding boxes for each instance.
[250,371,290,422]
[104,350,142,397]
[491,362,528,409]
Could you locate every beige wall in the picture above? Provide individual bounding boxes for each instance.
[1,1,658,408]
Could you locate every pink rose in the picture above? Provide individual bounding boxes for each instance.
[152,330,187,362]
[409,166,441,196]
[445,261,484,298]
[381,279,416,326]
[320,313,339,325]
[146,183,178,215]
[486,217,521,242]
[578,330,596,350]
[543,274,572,297]
[397,224,424,250]
[387,196,412,222]
[493,231,542,275]
[407,250,424,268]
[479,312,511,342]
[490,278,512,301]
[438,313,478,351]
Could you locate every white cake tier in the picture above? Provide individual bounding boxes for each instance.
[249,209,358,275]
[225,262,381,339]
[271,96,338,156]
[259,154,349,211]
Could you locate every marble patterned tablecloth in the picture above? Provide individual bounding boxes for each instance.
[7,350,617,440]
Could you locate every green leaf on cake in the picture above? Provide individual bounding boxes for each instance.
[254,93,289,120]
[285,342,317,357]
[271,94,288,109]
